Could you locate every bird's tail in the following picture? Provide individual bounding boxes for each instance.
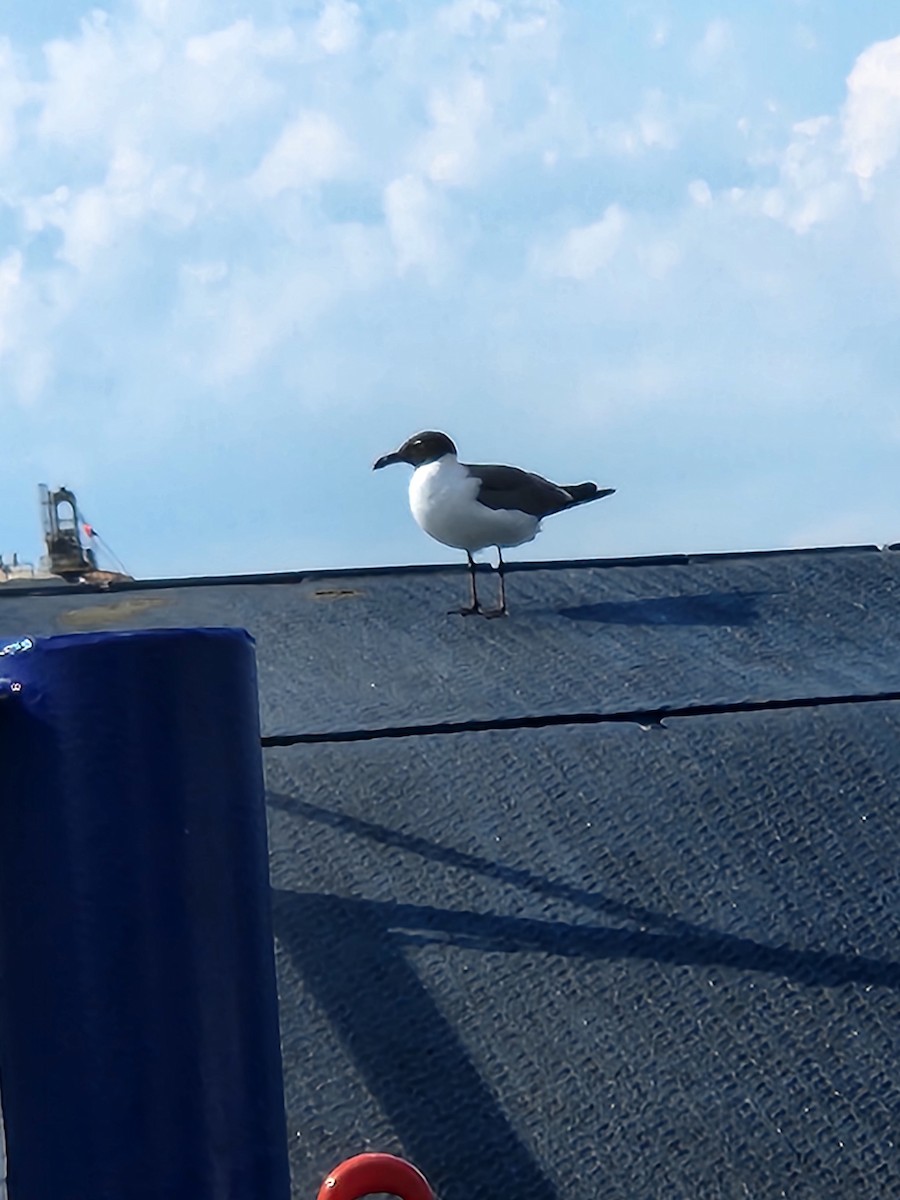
[562,483,616,507]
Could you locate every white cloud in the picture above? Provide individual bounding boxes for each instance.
[2,0,900,573]
[693,18,733,70]
[179,19,295,133]
[598,89,678,156]
[0,250,24,358]
[175,219,387,386]
[181,260,229,285]
[514,83,593,165]
[251,112,353,197]
[38,10,160,148]
[37,11,298,157]
[331,222,391,288]
[650,18,670,48]
[184,18,294,66]
[535,205,628,280]
[0,251,54,406]
[314,0,362,55]
[842,35,900,183]
[134,0,191,28]
[727,99,862,235]
[437,0,503,37]
[794,23,818,53]
[420,74,491,185]
[0,38,29,160]
[775,117,848,232]
[185,19,247,65]
[194,274,305,382]
[741,34,900,237]
[384,174,448,275]
[434,0,558,48]
[25,147,204,271]
[505,9,554,42]
[638,239,681,280]
[136,0,171,23]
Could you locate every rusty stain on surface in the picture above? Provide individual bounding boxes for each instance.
[312,589,360,600]
[60,596,168,629]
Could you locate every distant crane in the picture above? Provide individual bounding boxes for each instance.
[38,485,131,582]
[39,485,98,579]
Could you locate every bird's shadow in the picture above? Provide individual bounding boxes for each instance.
[559,590,766,627]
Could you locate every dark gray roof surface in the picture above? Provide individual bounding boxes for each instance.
[2,546,900,1198]
[2,545,899,736]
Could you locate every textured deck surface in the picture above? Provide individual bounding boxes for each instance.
[2,547,900,1198]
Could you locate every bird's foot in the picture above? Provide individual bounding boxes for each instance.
[481,606,508,619]
[450,604,483,617]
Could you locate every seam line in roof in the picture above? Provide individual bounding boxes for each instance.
[261,689,900,747]
[1,544,894,599]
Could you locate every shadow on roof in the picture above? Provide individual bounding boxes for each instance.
[268,795,900,993]
[271,887,558,1200]
[558,590,766,626]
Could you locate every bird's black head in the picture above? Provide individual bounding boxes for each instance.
[373,431,458,470]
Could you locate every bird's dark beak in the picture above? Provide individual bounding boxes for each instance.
[373,451,403,470]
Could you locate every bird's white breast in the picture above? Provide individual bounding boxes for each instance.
[408,457,539,552]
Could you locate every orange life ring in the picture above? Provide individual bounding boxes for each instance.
[317,1152,434,1199]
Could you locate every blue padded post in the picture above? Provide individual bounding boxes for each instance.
[0,629,290,1200]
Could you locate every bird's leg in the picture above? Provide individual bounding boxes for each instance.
[451,552,482,616]
[482,547,509,618]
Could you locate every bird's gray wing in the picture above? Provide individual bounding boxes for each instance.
[466,464,574,517]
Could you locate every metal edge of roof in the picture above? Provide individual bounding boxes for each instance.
[0,543,893,603]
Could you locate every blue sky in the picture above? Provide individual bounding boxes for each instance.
[1,0,899,577]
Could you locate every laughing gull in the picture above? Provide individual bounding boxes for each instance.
[373,431,615,616]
